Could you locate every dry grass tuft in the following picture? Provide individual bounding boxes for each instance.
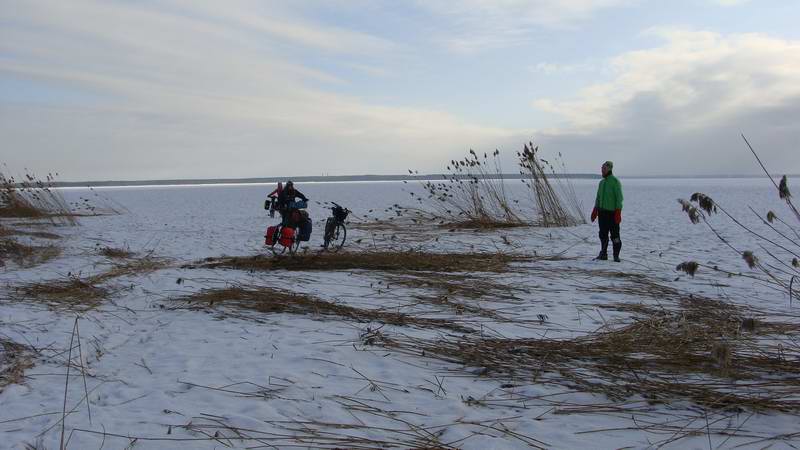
[173,285,474,332]
[191,251,529,273]
[0,339,35,393]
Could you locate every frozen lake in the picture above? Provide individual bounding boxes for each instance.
[55,176,798,267]
[1,176,798,449]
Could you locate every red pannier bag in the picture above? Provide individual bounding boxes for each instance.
[265,225,278,245]
[279,226,295,247]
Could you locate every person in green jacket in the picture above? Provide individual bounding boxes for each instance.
[590,161,623,261]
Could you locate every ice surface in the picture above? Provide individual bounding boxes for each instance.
[1,178,798,449]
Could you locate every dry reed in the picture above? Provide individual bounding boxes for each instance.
[190,251,529,273]
[0,238,61,268]
[13,256,168,310]
[172,285,474,333]
[517,142,584,227]
[0,339,34,394]
[15,277,111,312]
[678,136,800,303]
[0,170,76,224]
[0,227,60,240]
[379,272,528,320]
[400,149,525,229]
[362,275,800,413]
[97,246,135,259]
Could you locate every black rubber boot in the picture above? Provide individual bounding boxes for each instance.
[612,239,622,262]
[597,239,608,260]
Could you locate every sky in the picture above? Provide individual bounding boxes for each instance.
[1,0,799,181]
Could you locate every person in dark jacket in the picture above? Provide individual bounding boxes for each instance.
[590,161,623,261]
[277,181,308,226]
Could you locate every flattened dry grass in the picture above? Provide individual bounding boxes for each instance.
[353,215,529,232]
[192,251,529,273]
[383,272,526,302]
[16,277,109,311]
[0,339,34,393]
[13,256,169,311]
[436,217,529,230]
[380,272,527,320]
[97,246,135,259]
[366,276,800,412]
[0,227,60,240]
[173,285,474,333]
[0,238,61,268]
[90,256,168,283]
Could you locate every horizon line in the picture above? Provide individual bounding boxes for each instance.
[47,172,798,188]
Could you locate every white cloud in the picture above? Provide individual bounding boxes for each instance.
[417,0,635,53]
[0,1,525,179]
[712,0,752,6]
[529,61,596,74]
[533,29,800,174]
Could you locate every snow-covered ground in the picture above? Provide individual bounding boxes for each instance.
[1,178,798,449]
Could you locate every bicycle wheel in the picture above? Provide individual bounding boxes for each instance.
[289,233,300,255]
[331,223,346,251]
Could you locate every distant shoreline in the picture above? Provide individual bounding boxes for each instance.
[50,173,793,188]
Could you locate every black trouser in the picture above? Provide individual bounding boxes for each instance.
[598,209,621,257]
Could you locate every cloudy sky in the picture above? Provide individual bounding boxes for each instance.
[2,0,799,180]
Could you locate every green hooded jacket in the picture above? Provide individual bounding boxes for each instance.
[595,174,623,211]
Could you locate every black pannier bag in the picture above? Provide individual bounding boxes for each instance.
[298,217,313,241]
